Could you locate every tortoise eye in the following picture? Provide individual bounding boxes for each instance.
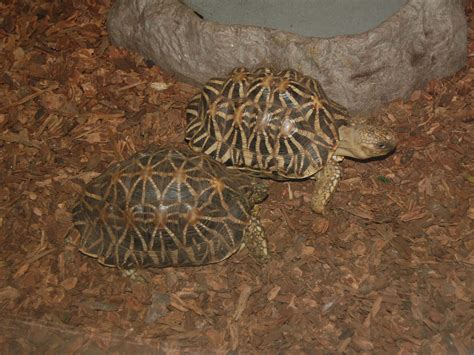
[376,142,386,149]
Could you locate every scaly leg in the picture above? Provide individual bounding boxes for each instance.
[243,207,270,263]
[310,161,342,215]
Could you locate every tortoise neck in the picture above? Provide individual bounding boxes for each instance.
[335,125,360,159]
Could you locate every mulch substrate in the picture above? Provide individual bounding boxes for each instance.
[0,1,473,353]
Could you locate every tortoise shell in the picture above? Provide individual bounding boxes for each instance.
[72,147,266,269]
[185,67,349,179]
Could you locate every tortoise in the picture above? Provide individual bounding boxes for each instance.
[185,67,397,214]
[72,146,269,269]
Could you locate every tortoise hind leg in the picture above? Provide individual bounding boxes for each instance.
[311,161,342,215]
[243,209,270,264]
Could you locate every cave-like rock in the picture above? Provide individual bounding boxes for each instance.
[108,0,467,113]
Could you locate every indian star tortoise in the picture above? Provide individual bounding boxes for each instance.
[185,67,397,214]
[72,147,269,269]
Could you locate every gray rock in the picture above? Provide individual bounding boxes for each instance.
[107,0,467,114]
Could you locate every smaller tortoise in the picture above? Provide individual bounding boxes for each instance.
[185,67,397,214]
[72,147,269,269]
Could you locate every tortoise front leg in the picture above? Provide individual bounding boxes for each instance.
[310,161,342,214]
[243,207,270,264]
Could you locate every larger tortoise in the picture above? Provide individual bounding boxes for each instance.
[185,67,397,214]
[72,147,269,269]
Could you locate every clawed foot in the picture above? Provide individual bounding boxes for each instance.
[310,161,342,215]
[310,200,327,215]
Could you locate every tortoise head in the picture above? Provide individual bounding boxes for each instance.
[247,180,269,205]
[335,123,397,160]
[229,168,269,205]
